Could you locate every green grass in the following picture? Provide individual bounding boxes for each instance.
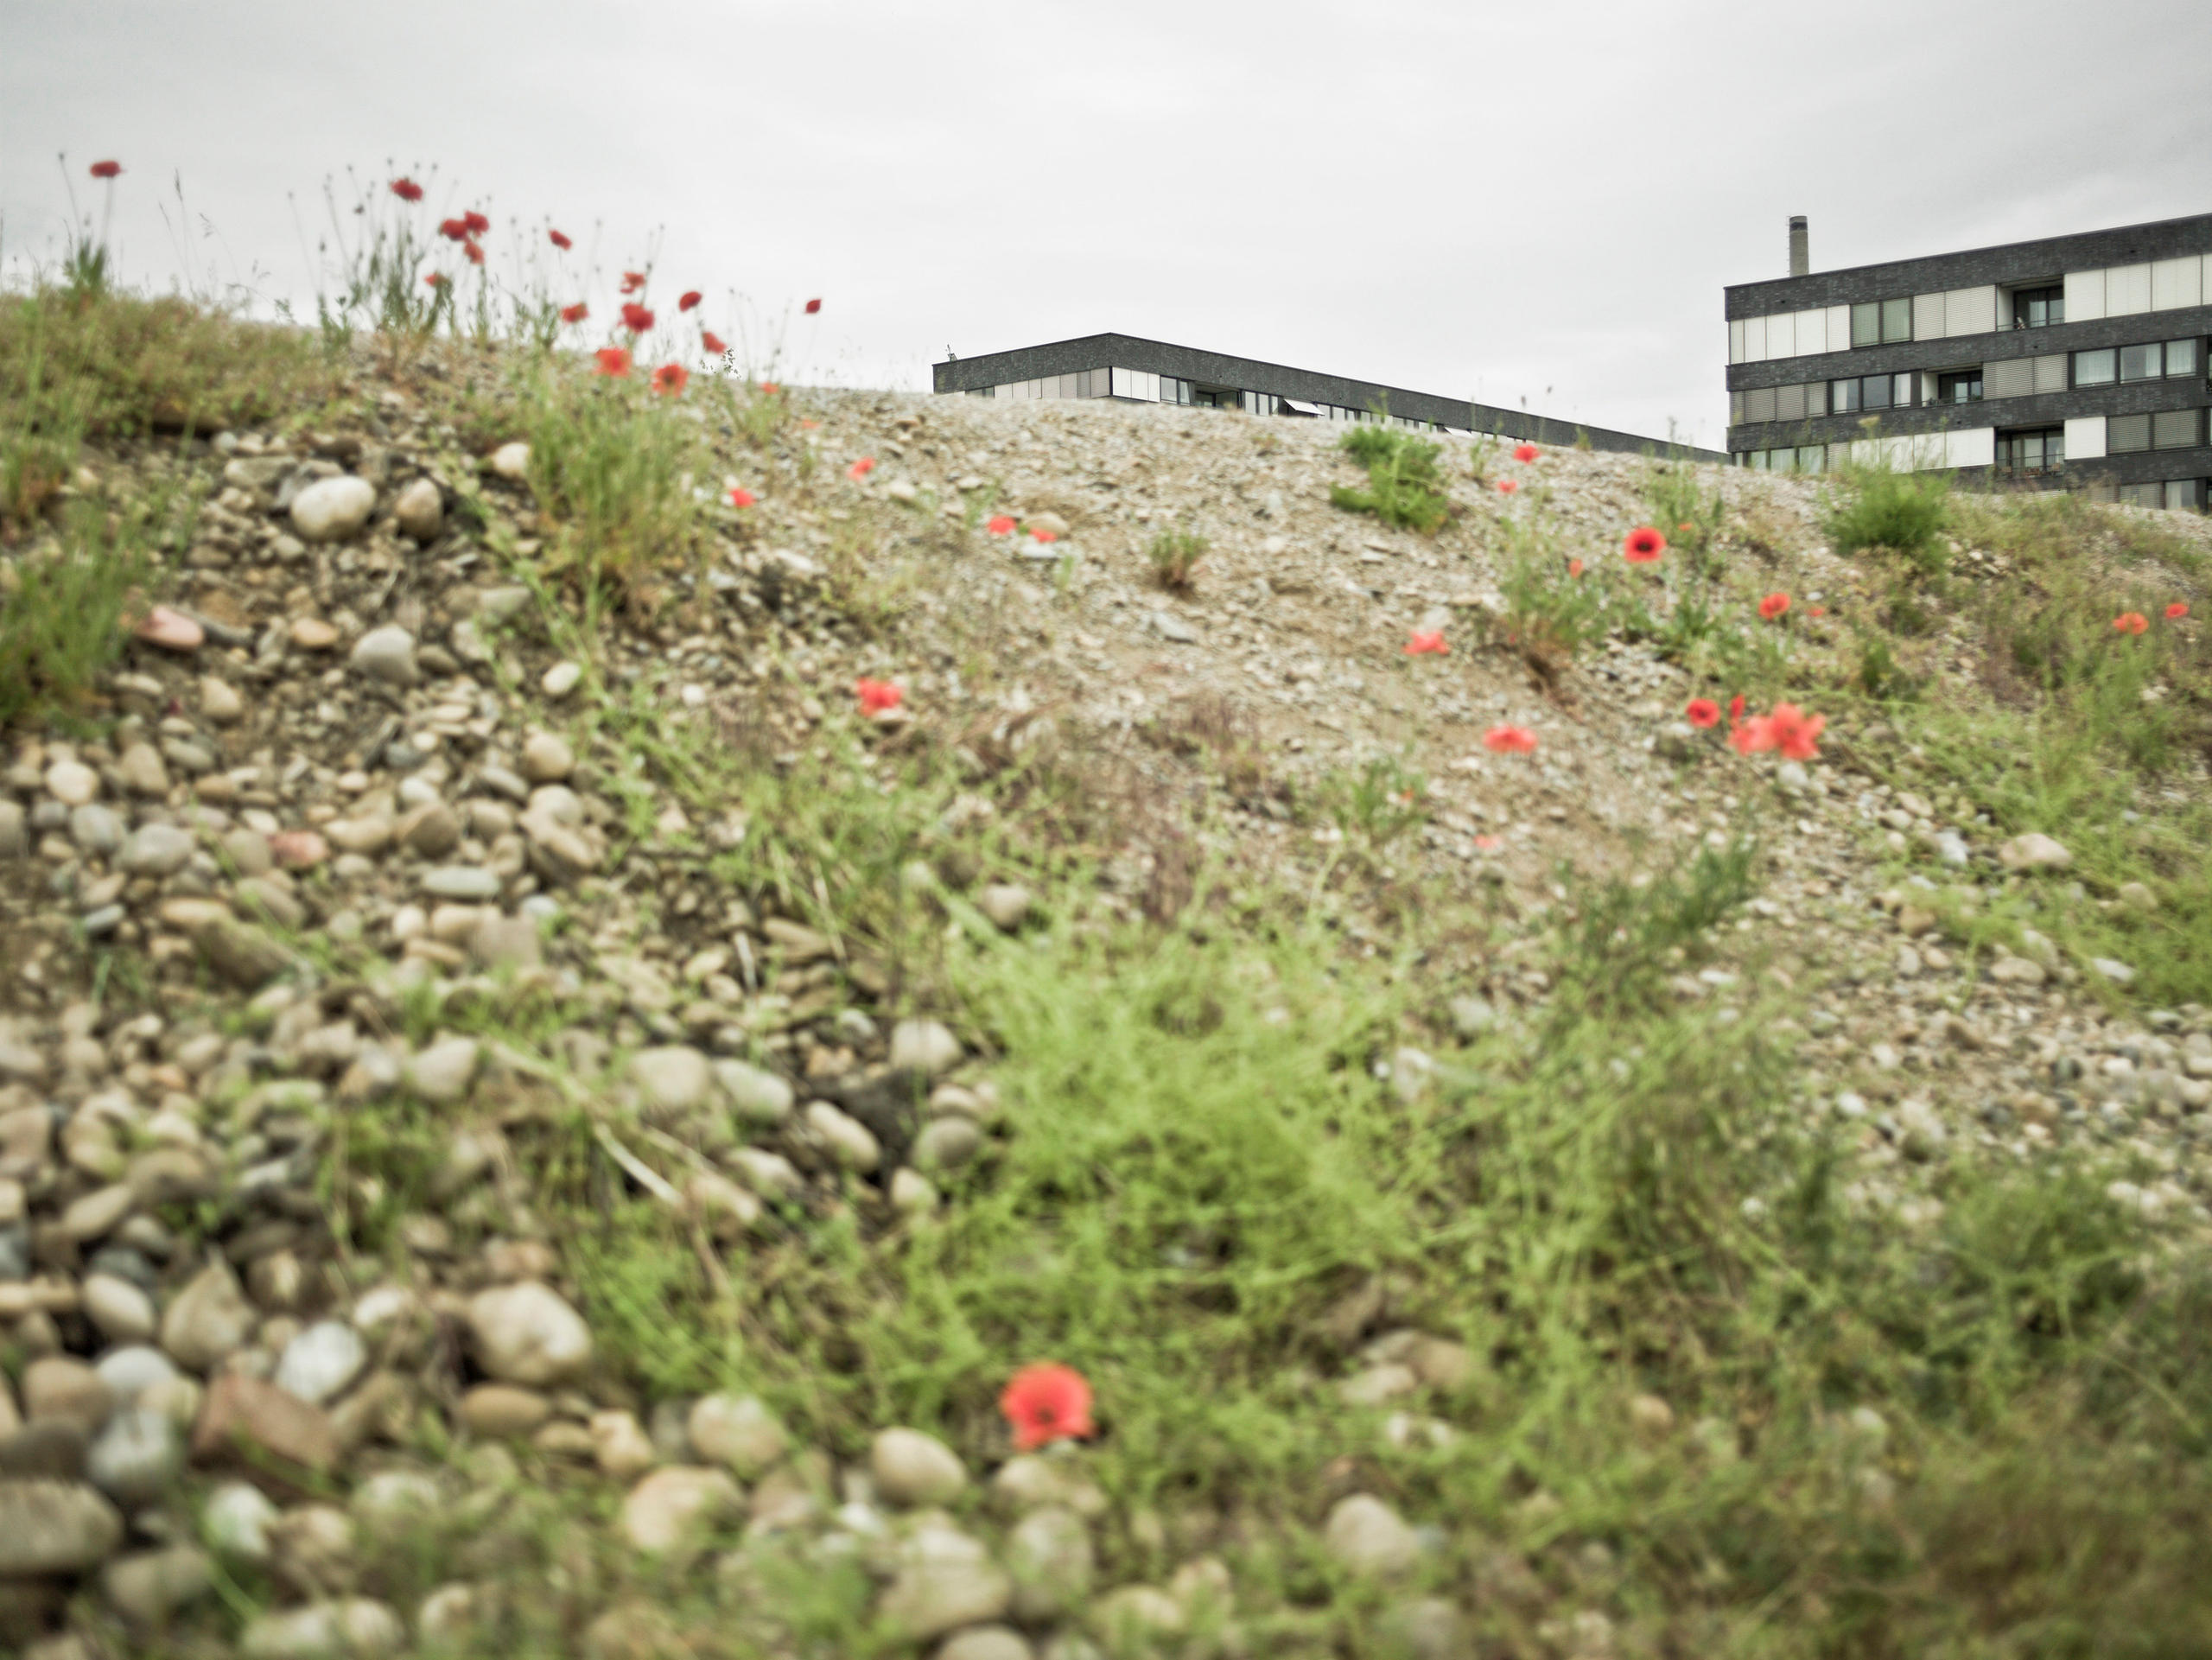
[0,487,187,725]
[1331,424,1452,534]
[1822,459,1952,573]
[1146,525,1207,592]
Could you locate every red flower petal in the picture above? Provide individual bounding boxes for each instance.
[1000,1362,1095,1451]
[678,290,702,313]
[1404,631,1447,655]
[1483,725,1537,754]
[848,456,876,480]
[559,302,588,324]
[855,677,903,714]
[650,362,689,396]
[1758,592,1790,620]
[2167,601,2190,620]
[804,297,823,315]
[438,217,468,241]
[1567,557,1584,577]
[462,239,485,265]
[986,515,1016,535]
[89,160,123,180]
[1686,698,1719,728]
[462,210,490,236]
[390,177,423,202]
[1512,442,1538,463]
[702,330,728,355]
[1497,479,1518,494]
[728,487,756,508]
[549,228,573,250]
[620,302,655,334]
[620,270,647,294]
[1623,525,1667,563]
[594,347,632,377]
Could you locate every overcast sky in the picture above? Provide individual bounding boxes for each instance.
[7,0,2209,448]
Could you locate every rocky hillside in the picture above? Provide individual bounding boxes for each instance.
[3,292,2212,1659]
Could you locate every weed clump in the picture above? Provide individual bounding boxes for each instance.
[1146,526,1207,593]
[1824,459,1952,572]
[1331,423,1452,533]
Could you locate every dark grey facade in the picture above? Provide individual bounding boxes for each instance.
[934,333,1722,461]
[1725,213,2212,511]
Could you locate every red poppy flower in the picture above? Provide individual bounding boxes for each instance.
[2168,601,2191,620]
[1729,694,1745,726]
[2113,612,2149,634]
[760,381,781,395]
[90,160,123,180]
[1404,631,1447,656]
[804,297,822,315]
[1758,592,1790,620]
[462,210,490,236]
[560,302,588,324]
[462,239,485,265]
[1765,703,1825,760]
[855,678,903,714]
[1000,1362,1094,1451]
[438,217,469,241]
[1677,521,1694,532]
[620,270,647,294]
[391,177,423,202]
[1497,479,1518,494]
[1730,716,1770,755]
[1473,834,1502,851]
[986,515,1017,535]
[549,228,573,250]
[424,272,448,288]
[848,457,876,480]
[1623,525,1667,563]
[1686,698,1720,728]
[594,347,632,377]
[651,362,689,396]
[620,302,655,333]
[1567,558,1584,577]
[1031,527,1058,544]
[728,487,756,508]
[1513,442,1539,463]
[702,331,728,355]
[1484,725,1538,754]
[1808,605,1826,617]
[678,291,702,313]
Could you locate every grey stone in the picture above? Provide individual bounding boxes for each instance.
[541,661,582,699]
[349,625,419,690]
[104,1544,213,1626]
[976,883,1032,930]
[201,1479,280,1561]
[1007,1504,1093,1619]
[70,804,125,855]
[290,475,378,542]
[392,477,443,542]
[632,1046,713,1114]
[403,1037,480,1105]
[1998,832,2070,872]
[81,1273,158,1344]
[807,1100,880,1173]
[714,1059,794,1124]
[939,1628,1034,1660]
[870,1427,968,1507]
[620,1465,741,1557]
[1324,1493,1421,1578]
[912,1116,982,1174]
[239,1599,406,1658]
[0,799,25,856]
[489,442,531,480]
[422,865,502,900]
[685,1393,786,1478]
[467,1281,593,1385]
[193,918,291,989]
[1380,1597,1471,1660]
[161,1259,256,1371]
[880,1524,1012,1640]
[94,1346,181,1408]
[889,1019,963,1077]
[118,823,195,878]
[117,741,169,797]
[0,1479,124,1574]
[87,1405,184,1504]
[520,731,575,783]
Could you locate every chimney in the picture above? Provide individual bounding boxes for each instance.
[1788,215,1810,277]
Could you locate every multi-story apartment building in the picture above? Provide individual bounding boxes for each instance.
[936,332,1723,461]
[1725,213,2212,511]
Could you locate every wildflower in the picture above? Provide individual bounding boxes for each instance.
[1000,1362,1094,1451]
[1497,479,1518,494]
[1473,834,1502,851]
[462,210,489,236]
[651,362,689,396]
[559,302,588,324]
[1483,725,1538,754]
[462,239,485,265]
[423,272,448,289]
[1730,716,1770,755]
[390,177,423,202]
[89,160,123,180]
[1686,697,1720,728]
[438,217,469,241]
[760,381,780,395]
[1764,703,1826,760]
[848,456,876,480]
[549,228,573,250]
[1678,520,1694,532]
[2168,601,2191,620]
[620,270,647,294]
[1728,693,1745,725]
[1404,631,1447,656]
[620,302,655,333]
[679,290,702,312]
[1030,527,1058,544]
[2113,611,2149,634]
[1623,525,1667,563]
[1758,592,1790,620]
[1567,558,1584,577]
[804,297,822,315]
[594,346,632,377]
[986,515,1017,535]
[702,330,728,355]
[1808,605,1826,617]
[855,678,902,714]
[728,487,756,508]
[1513,442,1538,463]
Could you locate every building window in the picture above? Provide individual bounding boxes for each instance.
[1850,297,1914,347]
[1996,427,2064,474]
[2120,342,2164,382]
[2012,285,2063,328]
[1937,370,1983,404]
[1832,372,1916,414]
[2153,409,2202,449]
[2167,480,2205,512]
[2170,338,2202,378]
[2110,413,2152,454]
[2074,348,2116,387]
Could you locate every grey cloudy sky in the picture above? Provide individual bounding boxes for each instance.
[7,0,2209,448]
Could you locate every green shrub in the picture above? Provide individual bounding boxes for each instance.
[1823,460,1952,572]
[1146,526,1207,592]
[1330,423,1451,533]
[0,494,170,725]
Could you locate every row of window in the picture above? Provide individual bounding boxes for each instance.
[1735,441,2207,509]
[1733,336,2204,427]
[959,371,1464,431]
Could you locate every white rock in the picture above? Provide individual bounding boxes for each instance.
[715,1059,794,1124]
[490,442,531,480]
[404,1036,480,1104]
[289,475,378,543]
[686,1393,788,1477]
[161,1259,256,1371]
[631,1045,712,1114]
[870,1426,968,1506]
[541,661,582,699]
[104,1544,213,1626]
[467,1281,593,1385]
[117,824,195,878]
[620,1465,741,1555]
[47,759,99,806]
[86,1406,184,1504]
[82,1273,159,1344]
[239,1598,405,1658]
[879,1523,1012,1639]
[1007,1504,1094,1619]
[1998,832,2070,872]
[976,883,1032,930]
[0,1479,124,1574]
[392,477,443,542]
[520,730,575,783]
[1324,1493,1421,1578]
[349,624,419,689]
[889,1019,963,1076]
[203,1479,282,1561]
[806,1100,881,1173]
[912,1116,982,1173]
[275,1320,368,1405]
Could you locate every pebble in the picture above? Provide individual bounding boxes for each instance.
[202,1479,281,1561]
[118,741,169,796]
[239,1599,406,1659]
[82,1272,158,1343]
[686,1392,788,1477]
[290,616,340,650]
[86,1405,184,1504]
[193,917,292,989]
[542,660,582,698]
[94,1345,181,1407]
[460,1384,552,1438]
[350,624,419,689]
[132,605,205,652]
[0,1479,124,1574]
[620,1465,741,1556]
[276,1320,369,1405]
[490,441,531,479]
[589,1409,658,1479]
[912,1116,982,1174]
[889,1019,963,1076]
[117,823,195,878]
[1998,831,2070,872]
[467,1281,594,1384]
[161,1258,254,1370]
[632,1045,713,1114]
[879,1523,1014,1639]
[715,1059,795,1124]
[807,1100,881,1172]
[521,730,575,782]
[423,864,502,900]
[47,759,99,806]
[289,474,378,542]
[393,476,444,541]
[404,1036,480,1104]
[938,1628,1034,1660]
[24,1356,113,1431]
[976,883,1033,930]
[0,798,23,856]
[1007,1504,1094,1619]
[1324,1493,1421,1578]
[104,1544,213,1625]
[870,1426,969,1506]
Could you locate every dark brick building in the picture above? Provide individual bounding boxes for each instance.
[1726,213,2212,511]
[934,333,1722,461]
